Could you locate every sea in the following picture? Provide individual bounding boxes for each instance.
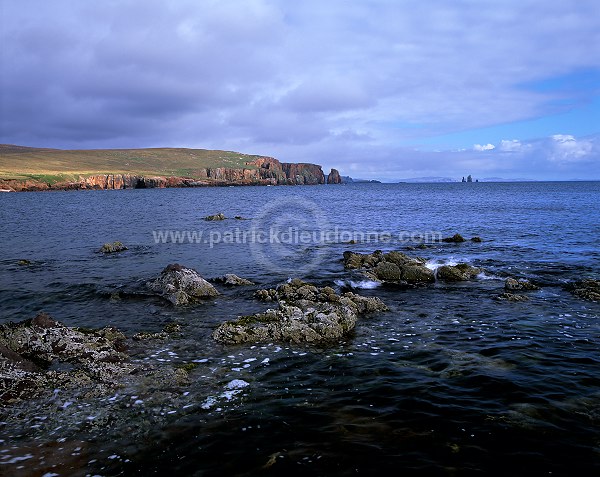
[1,181,599,476]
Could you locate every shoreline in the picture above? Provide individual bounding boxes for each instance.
[0,177,335,193]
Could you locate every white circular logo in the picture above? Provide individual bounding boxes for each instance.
[249,196,330,276]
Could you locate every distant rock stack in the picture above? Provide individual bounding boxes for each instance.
[327,168,342,184]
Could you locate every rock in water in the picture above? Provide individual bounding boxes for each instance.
[99,241,128,253]
[204,213,226,221]
[213,274,255,286]
[437,263,481,281]
[0,313,130,403]
[327,168,342,184]
[495,292,530,302]
[566,279,600,302]
[146,264,219,305]
[505,277,540,291]
[343,250,434,285]
[442,233,466,243]
[212,279,387,345]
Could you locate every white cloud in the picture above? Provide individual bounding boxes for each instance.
[548,134,594,162]
[499,139,522,152]
[473,144,496,151]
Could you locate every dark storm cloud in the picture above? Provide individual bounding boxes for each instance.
[1,0,599,178]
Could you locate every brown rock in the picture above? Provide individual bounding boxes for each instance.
[327,168,342,184]
[505,278,540,291]
[213,279,387,345]
[146,264,219,305]
[31,312,59,328]
[495,292,529,302]
[566,279,600,302]
[437,263,481,281]
[442,233,466,243]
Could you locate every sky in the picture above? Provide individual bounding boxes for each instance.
[1,0,599,181]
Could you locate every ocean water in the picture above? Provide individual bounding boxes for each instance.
[1,182,600,476]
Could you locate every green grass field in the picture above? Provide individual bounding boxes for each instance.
[0,145,265,184]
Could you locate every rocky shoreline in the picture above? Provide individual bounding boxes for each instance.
[2,233,599,474]
[3,241,598,409]
[0,155,344,192]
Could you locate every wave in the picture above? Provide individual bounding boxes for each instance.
[425,258,460,271]
[334,279,381,289]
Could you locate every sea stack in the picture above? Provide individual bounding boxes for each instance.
[327,168,343,184]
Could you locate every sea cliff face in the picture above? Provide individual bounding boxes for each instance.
[0,156,327,191]
[327,168,342,184]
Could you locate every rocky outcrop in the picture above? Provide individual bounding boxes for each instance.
[0,313,131,403]
[280,163,326,185]
[212,279,387,345]
[0,156,329,191]
[99,241,128,253]
[213,274,255,286]
[327,168,342,184]
[146,264,219,305]
[442,233,466,243]
[495,292,529,302]
[204,213,226,221]
[505,278,540,291]
[343,250,435,285]
[565,279,600,302]
[437,264,481,281]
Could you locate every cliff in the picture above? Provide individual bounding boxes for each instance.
[0,146,329,191]
[327,168,342,184]
[280,163,325,185]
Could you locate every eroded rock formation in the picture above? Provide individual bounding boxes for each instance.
[212,279,387,345]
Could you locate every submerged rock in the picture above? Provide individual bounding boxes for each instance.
[213,274,255,286]
[565,279,600,302]
[204,213,226,221]
[495,292,530,302]
[213,279,388,345]
[0,313,131,404]
[146,264,219,305]
[99,241,128,253]
[471,236,483,243]
[505,278,540,291]
[343,250,434,285]
[437,263,481,282]
[442,233,466,243]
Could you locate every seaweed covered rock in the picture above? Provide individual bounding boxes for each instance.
[505,278,540,291]
[204,213,226,221]
[146,264,219,305]
[99,241,128,253]
[213,279,388,345]
[495,292,529,302]
[565,279,600,302]
[442,233,466,243]
[213,274,255,286]
[437,263,481,282]
[0,313,127,366]
[0,313,131,404]
[343,250,434,285]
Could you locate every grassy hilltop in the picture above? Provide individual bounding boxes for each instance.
[0,144,264,184]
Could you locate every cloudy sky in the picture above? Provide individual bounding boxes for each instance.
[1,0,599,180]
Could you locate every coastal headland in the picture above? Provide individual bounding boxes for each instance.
[0,144,343,191]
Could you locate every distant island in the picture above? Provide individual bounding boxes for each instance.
[0,145,344,191]
[397,176,536,183]
[341,176,382,184]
